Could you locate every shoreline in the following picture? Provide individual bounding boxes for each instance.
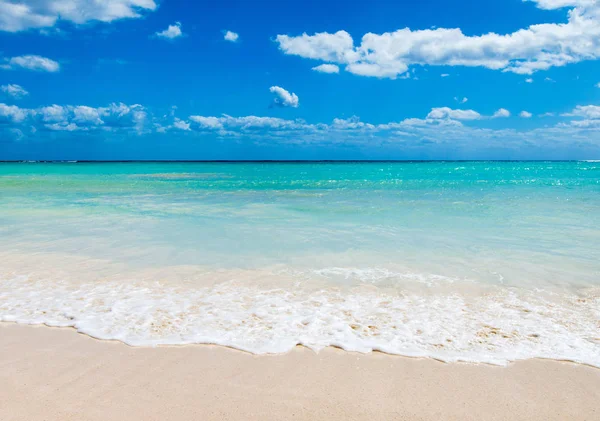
[2,320,600,369]
[1,323,599,421]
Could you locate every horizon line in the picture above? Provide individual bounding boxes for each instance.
[0,159,598,164]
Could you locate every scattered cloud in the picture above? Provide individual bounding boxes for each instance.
[0,102,147,133]
[269,86,299,108]
[0,103,28,123]
[520,111,533,118]
[493,108,511,118]
[312,64,340,74]
[545,77,555,82]
[525,78,534,83]
[155,22,183,40]
[426,107,481,120]
[276,2,600,78]
[224,30,239,42]
[454,97,468,104]
[562,105,600,119]
[1,55,60,72]
[189,116,224,129]
[189,115,308,131]
[0,0,158,32]
[596,82,600,88]
[172,118,190,131]
[332,116,375,130]
[4,101,600,156]
[1,84,29,99]
[441,73,450,77]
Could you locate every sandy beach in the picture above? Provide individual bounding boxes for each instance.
[1,323,598,421]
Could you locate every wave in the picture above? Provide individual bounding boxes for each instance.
[1,275,598,367]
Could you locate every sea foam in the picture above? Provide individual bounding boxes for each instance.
[1,274,598,367]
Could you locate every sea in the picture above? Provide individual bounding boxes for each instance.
[0,161,598,366]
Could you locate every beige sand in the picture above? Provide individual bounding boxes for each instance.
[0,323,598,421]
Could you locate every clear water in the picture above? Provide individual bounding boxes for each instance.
[1,162,599,365]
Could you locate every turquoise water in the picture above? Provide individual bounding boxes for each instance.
[1,162,599,365]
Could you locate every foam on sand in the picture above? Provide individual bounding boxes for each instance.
[1,274,598,367]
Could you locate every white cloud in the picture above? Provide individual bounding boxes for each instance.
[1,84,28,98]
[0,102,147,132]
[441,73,450,77]
[173,106,600,154]
[38,104,67,123]
[332,116,375,130]
[224,30,239,42]
[187,115,312,135]
[562,105,600,119]
[4,101,600,155]
[312,64,340,74]
[189,116,224,129]
[173,118,190,131]
[0,103,28,123]
[427,107,481,120]
[276,2,600,78]
[454,97,468,104]
[155,22,183,40]
[276,30,356,63]
[525,78,534,83]
[596,82,600,88]
[0,0,157,32]
[567,119,600,127]
[1,55,60,72]
[269,86,299,108]
[528,0,596,10]
[72,105,103,126]
[520,111,533,118]
[493,108,511,118]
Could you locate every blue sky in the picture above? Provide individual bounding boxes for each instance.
[1,0,600,160]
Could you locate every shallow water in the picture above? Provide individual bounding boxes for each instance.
[1,162,599,365]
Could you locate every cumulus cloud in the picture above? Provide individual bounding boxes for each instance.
[1,84,28,99]
[190,115,308,131]
[0,102,147,132]
[4,101,600,156]
[332,116,375,130]
[172,118,190,131]
[520,111,533,118]
[562,105,600,119]
[155,22,183,40]
[275,1,600,78]
[0,0,157,32]
[558,104,600,130]
[189,116,224,129]
[312,64,340,74]
[224,30,239,42]
[426,107,481,120]
[0,103,28,123]
[173,105,600,155]
[528,0,596,10]
[1,55,60,72]
[493,108,511,118]
[269,86,299,108]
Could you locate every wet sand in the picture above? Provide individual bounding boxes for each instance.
[1,323,598,421]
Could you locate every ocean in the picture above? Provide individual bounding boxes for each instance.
[0,161,599,366]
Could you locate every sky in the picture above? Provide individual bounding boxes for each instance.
[1,0,600,160]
